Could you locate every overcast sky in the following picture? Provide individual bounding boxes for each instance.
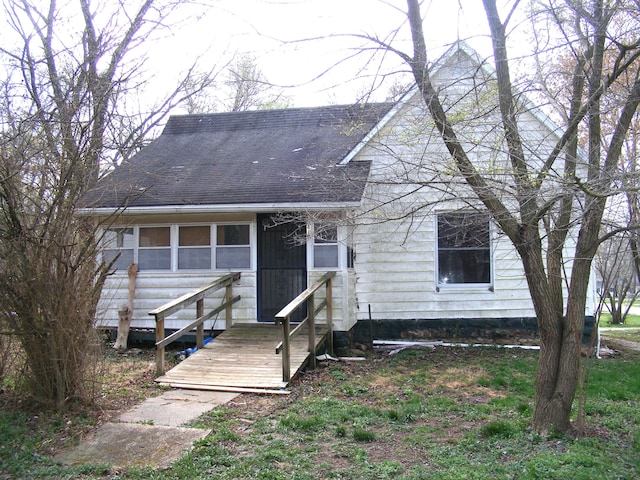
[149,0,496,107]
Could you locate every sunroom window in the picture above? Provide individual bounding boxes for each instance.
[102,223,252,272]
[103,227,134,271]
[437,212,491,285]
[138,226,171,270]
[178,226,211,270]
[313,224,339,268]
[216,224,250,269]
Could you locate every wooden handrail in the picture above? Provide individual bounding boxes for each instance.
[275,299,327,354]
[150,272,241,376]
[275,271,335,383]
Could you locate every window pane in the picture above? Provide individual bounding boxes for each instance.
[102,227,134,271]
[103,248,134,271]
[216,246,250,269]
[314,244,338,268]
[217,225,249,245]
[139,248,171,270]
[179,226,210,246]
[139,227,170,247]
[104,227,134,249]
[438,213,489,248]
[314,225,337,243]
[178,247,211,269]
[438,250,490,284]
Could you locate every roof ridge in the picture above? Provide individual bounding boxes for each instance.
[163,103,395,134]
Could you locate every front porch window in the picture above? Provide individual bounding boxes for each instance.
[101,223,252,272]
[103,227,134,271]
[216,224,250,269]
[313,224,338,268]
[178,226,212,270]
[138,227,171,270]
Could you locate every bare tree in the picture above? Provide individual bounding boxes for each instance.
[345,0,640,434]
[224,54,291,112]
[0,0,215,408]
[179,55,291,114]
[538,14,640,304]
[595,233,639,325]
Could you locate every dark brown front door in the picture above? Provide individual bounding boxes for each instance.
[257,214,307,322]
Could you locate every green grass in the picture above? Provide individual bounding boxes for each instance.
[2,346,640,479]
[599,312,640,327]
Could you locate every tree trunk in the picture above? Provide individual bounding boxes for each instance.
[530,224,596,433]
[514,230,579,433]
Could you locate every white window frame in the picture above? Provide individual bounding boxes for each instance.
[309,223,343,270]
[101,222,253,272]
[177,225,214,271]
[137,225,172,271]
[102,226,135,271]
[214,223,252,270]
[435,211,493,289]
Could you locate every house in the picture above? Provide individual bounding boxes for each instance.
[79,44,597,349]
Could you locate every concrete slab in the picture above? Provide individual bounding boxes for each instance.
[53,389,240,470]
[117,390,238,427]
[54,423,209,469]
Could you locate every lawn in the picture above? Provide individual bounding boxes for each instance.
[1,345,640,479]
[599,312,640,327]
[599,307,640,342]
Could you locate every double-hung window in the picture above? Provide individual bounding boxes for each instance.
[138,227,171,270]
[313,224,339,268]
[437,212,491,285]
[103,227,134,271]
[216,224,250,269]
[178,226,212,270]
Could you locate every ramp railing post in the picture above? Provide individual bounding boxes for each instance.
[155,315,165,376]
[326,276,333,356]
[196,298,204,348]
[308,294,316,369]
[281,315,291,383]
[225,283,233,329]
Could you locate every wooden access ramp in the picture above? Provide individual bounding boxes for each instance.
[155,323,329,393]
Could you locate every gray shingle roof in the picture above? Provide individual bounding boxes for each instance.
[81,103,394,210]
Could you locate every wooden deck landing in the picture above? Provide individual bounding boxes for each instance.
[155,323,328,392]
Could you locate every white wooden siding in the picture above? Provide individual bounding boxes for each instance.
[96,272,257,331]
[351,209,537,320]
[96,266,351,332]
[349,53,596,322]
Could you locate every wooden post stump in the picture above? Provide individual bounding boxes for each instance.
[114,305,131,353]
[113,263,137,352]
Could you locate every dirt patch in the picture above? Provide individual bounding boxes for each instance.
[601,336,640,353]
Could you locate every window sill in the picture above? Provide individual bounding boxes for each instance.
[436,285,494,293]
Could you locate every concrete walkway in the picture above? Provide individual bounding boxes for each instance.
[54,389,238,470]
